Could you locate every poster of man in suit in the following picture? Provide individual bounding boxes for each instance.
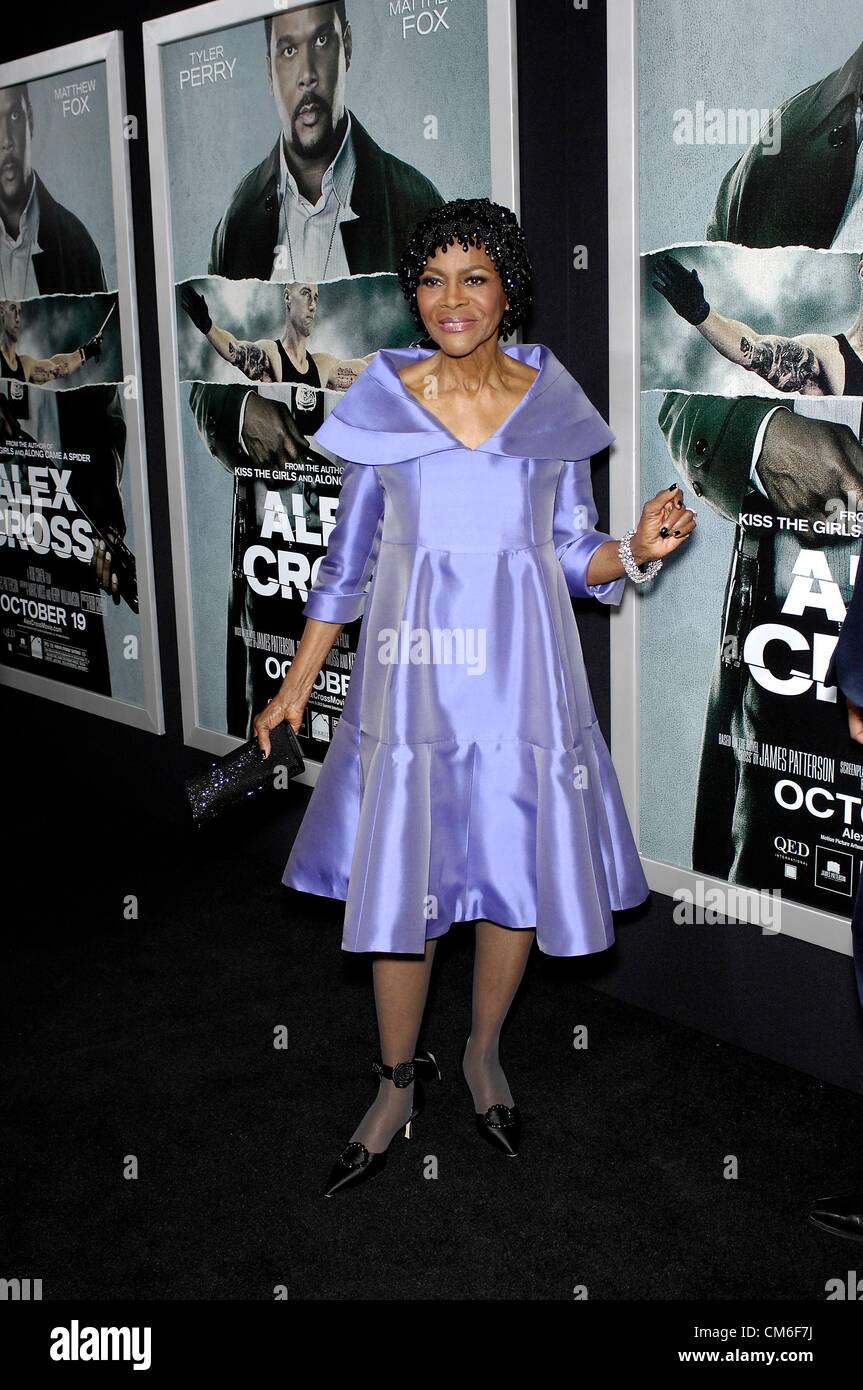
[637,4,863,923]
[148,0,503,752]
[0,51,157,724]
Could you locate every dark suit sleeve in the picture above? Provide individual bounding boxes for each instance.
[416,174,445,209]
[188,381,248,474]
[62,203,108,294]
[704,93,796,245]
[706,157,743,244]
[396,169,445,242]
[416,177,445,222]
[657,393,780,522]
[86,243,108,294]
[208,212,224,278]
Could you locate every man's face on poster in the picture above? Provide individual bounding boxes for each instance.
[285,283,318,337]
[266,4,351,161]
[0,87,33,213]
[0,301,22,341]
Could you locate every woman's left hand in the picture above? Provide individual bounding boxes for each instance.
[631,483,697,563]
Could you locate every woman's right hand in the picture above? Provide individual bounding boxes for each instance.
[253,685,308,757]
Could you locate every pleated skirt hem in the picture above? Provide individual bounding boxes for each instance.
[282,714,650,956]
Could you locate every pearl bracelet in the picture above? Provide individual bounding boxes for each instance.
[618,527,662,583]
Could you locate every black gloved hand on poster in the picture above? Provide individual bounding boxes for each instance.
[80,333,103,362]
[180,283,212,335]
[651,253,711,325]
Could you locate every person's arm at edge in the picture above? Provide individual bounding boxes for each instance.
[254,616,343,755]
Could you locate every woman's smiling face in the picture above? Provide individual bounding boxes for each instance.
[415,241,509,354]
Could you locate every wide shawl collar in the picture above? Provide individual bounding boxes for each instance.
[310,342,615,463]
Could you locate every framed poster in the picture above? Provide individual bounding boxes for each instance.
[608,0,863,956]
[0,33,163,733]
[143,0,519,774]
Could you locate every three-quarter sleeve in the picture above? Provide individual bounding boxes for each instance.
[303,460,385,623]
[552,457,625,606]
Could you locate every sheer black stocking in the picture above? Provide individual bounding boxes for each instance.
[348,938,438,1154]
[462,919,534,1112]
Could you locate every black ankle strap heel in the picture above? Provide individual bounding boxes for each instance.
[370,1048,443,1088]
[371,1058,416,1086]
[412,1048,442,1083]
[322,1048,441,1197]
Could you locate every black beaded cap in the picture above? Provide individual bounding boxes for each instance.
[396,197,534,341]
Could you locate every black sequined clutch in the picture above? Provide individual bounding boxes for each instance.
[184,721,305,828]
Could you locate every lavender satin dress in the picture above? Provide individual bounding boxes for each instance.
[282,341,650,955]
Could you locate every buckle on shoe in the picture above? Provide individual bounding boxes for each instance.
[484,1104,516,1128]
[338,1141,370,1169]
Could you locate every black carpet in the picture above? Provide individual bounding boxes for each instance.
[3,764,863,1303]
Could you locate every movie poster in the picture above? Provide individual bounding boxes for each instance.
[635,0,863,922]
[0,35,162,731]
[144,0,516,761]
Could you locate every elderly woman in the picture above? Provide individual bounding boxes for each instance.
[254,198,696,1197]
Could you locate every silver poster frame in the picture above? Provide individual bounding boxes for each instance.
[0,32,164,734]
[606,0,852,958]
[143,0,519,781]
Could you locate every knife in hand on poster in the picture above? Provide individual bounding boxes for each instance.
[77,300,117,364]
